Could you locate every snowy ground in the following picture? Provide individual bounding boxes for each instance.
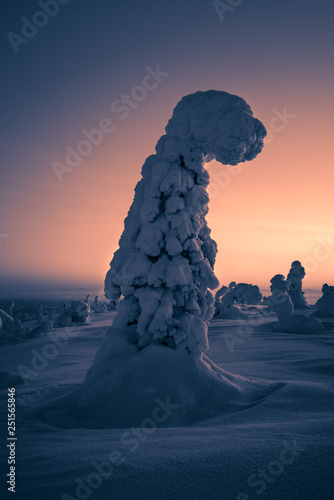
[0,308,333,499]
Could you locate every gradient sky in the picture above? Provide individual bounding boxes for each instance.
[1,0,334,296]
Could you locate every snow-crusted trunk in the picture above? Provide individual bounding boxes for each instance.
[105,90,266,353]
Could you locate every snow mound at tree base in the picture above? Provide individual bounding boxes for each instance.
[37,326,283,428]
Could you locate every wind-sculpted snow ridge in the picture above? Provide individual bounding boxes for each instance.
[105,90,266,353]
[38,91,277,429]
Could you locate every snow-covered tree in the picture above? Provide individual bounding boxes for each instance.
[287,260,309,309]
[214,282,262,309]
[105,90,266,353]
[314,284,334,317]
[41,91,275,428]
[269,274,324,334]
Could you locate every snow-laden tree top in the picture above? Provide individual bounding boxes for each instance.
[162,90,266,165]
[105,90,266,352]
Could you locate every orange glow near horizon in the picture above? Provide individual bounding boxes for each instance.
[1,82,333,295]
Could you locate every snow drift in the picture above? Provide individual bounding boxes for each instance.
[38,325,282,428]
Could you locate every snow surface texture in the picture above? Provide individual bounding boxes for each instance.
[39,325,281,428]
[1,308,333,500]
[105,90,266,352]
[287,260,309,309]
[269,275,324,334]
